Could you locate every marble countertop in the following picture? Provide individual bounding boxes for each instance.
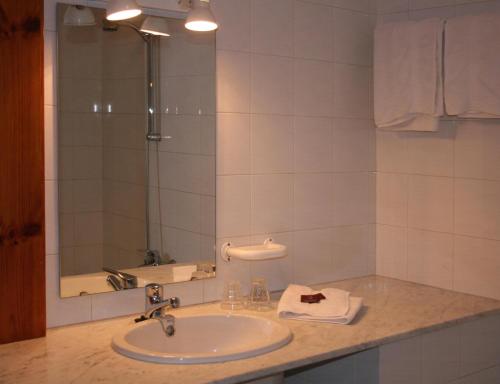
[1,276,500,384]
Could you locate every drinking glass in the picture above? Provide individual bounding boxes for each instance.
[247,277,271,311]
[221,280,244,310]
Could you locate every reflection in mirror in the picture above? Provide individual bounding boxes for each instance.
[56,4,216,298]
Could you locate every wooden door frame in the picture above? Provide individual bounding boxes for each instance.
[0,0,46,344]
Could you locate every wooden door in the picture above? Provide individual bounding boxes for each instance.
[0,0,46,343]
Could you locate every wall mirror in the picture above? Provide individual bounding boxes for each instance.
[56,3,216,298]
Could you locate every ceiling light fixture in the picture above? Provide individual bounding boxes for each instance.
[185,0,218,32]
[140,16,171,37]
[63,5,96,26]
[106,0,142,21]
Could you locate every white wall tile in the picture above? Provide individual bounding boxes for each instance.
[406,122,455,177]
[454,236,500,300]
[294,228,335,285]
[334,9,375,66]
[211,0,251,52]
[217,113,251,175]
[294,173,334,230]
[410,4,456,19]
[377,172,408,226]
[455,120,500,181]
[408,175,453,233]
[455,179,500,240]
[376,224,408,280]
[251,0,293,56]
[376,130,408,173]
[407,229,453,289]
[294,0,334,61]
[216,50,250,113]
[294,116,333,172]
[333,172,375,225]
[332,224,376,279]
[332,118,375,172]
[409,0,455,10]
[251,174,294,234]
[377,0,409,14]
[334,64,371,119]
[251,115,294,174]
[217,175,251,237]
[251,54,293,115]
[294,59,334,117]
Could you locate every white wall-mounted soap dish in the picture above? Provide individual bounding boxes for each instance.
[221,238,287,262]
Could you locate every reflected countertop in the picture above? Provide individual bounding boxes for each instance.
[1,276,500,384]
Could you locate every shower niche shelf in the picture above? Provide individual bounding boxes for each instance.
[221,238,287,262]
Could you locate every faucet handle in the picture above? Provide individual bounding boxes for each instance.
[146,283,163,306]
[169,297,180,308]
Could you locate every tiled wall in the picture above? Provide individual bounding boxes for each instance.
[286,313,500,383]
[375,0,500,300]
[44,0,377,327]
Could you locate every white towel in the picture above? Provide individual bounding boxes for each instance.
[445,13,500,118]
[374,18,445,131]
[277,284,363,325]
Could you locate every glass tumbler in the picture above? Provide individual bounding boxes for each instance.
[221,280,244,310]
[247,277,271,311]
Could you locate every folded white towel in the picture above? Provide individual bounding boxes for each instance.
[374,18,445,131]
[277,284,363,325]
[445,13,500,118]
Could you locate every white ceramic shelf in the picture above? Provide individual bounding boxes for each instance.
[221,238,287,262]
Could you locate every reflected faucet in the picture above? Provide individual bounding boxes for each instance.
[103,267,138,290]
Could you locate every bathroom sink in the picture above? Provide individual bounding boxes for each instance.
[112,313,292,364]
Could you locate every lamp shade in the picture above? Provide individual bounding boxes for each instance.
[63,5,96,26]
[185,0,218,32]
[106,0,142,21]
[140,16,170,37]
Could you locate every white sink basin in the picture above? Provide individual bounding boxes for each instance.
[112,314,292,364]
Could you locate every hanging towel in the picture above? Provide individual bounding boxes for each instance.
[445,13,500,118]
[277,284,363,325]
[374,18,445,131]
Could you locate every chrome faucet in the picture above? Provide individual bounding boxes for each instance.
[103,267,138,290]
[135,283,180,337]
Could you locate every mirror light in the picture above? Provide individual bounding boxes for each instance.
[63,5,96,26]
[140,16,171,37]
[185,0,218,32]
[106,0,142,21]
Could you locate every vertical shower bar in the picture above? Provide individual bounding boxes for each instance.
[145,35,162,259]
